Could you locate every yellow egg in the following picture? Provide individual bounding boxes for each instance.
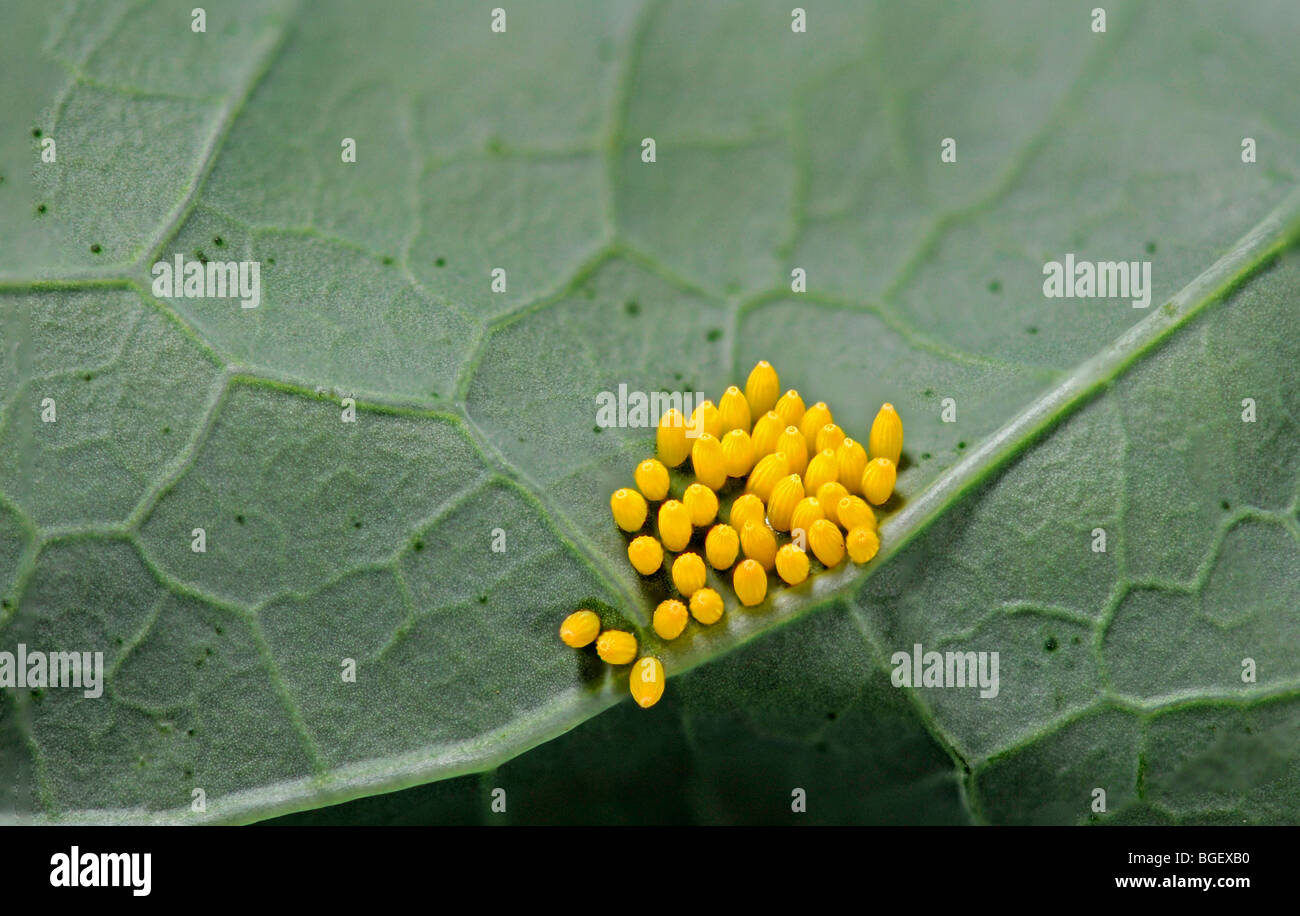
[740,520,778,570]
[733,559,768,607]
[790,497,824,536]
[596,630,637,665]
[671,552,708,596]
[683,482,719,526]
[836,438,867,494]
[705,523,740,570]
[653,599,688,640]
[836,495,875,532]
[610,487,647,531]
[634,458,670,501]
[815,481,850,525]
[746,452,789,501]
[803,448,839,493]
[729,492,767,530]
[869,402,903,465]
[559,610,600,647]
[775,544,810,585]
[627,535,664,575]
[773,389,806,429]
[691,433,727,491]
[846,525,880,564]
[657,408,691,468]
[658,500,692,552]
[815,422,845,454]
[745,361,780,416]
[861,457,897,506]
[630,656,665,708]
[751,410,785,457]
[689,587,725,624]
[766,474,805,532]
[721,428,756,477]
[718,385,752,435]
[808,518,845,567]
[689,400,722,440]
[775,426,809,476]
[799,402,833,451]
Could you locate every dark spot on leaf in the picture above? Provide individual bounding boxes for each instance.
[82,373,92,381]
[1146,241,1157,254]
[32,128,41,137]
[988,279,1001,293]
[920,452,931,460]
[674,372,682,381]
[413,539,424,552]
[267,257,275,265]
[1071,635,1081,645]
[187,729,195,737]
[625,300,640,316]
[382,255,394,265]
[161,426,170,434]
[235,514,245,525]
[0,598,10,609]
[706,328,722,342]
[184,768,193,778]
[1221,500,1230,511]
[353,521,362,529]
[479,594,488,604]
[826,711,837,721]
[1045,636,1058,652]
[90,244,102,254]
[1026,326,1038,335]
[486,136,504,155]
[435,257,446,267]
[957,441,966,449]
[213,236,224,247]
[36,203,47,214]
[592,425,602,433]
[215,625,223,635]
[923,388,934,397]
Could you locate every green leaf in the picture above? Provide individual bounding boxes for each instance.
[2,0,1299,824]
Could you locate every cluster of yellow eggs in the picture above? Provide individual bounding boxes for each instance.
[559,360,903,710]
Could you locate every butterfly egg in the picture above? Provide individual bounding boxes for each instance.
[861,457,897,506]
[790,496,824,535]
[740,520,778,570]
[559,609,601,648]
[721,428,756,477]
[745,360,780,416]
[836,495,875,532]
[729,492,767,530]
[705,523,740,570]
[816,422,846,454]
[596,629,638,665]
[634,458,670,502]
[683,482,719,526]
[799,402,833,451]
[630,656,666,709]
[691,433,727,491]
[815,481,850,525]
[846,525,880,564]
[868,402,903,465]
[671,552,708,596]
[689,399,722,440]
[627,535,664,575]
[653,599,689,640]
[836,438,867,494]
[689,587,725,624]
[733,559,768,607]
[808,518,845,567]
[773,389,806,430]
[657,408,691,468]
[751,411,785,458]
[766,473,805,532]
[657,499,692,552]
[610,487,647,532]
[718,385,752,435]
[775,426,809,476]
[746,452,790,502]
[803,448,839,494]
[775,543,810,586]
